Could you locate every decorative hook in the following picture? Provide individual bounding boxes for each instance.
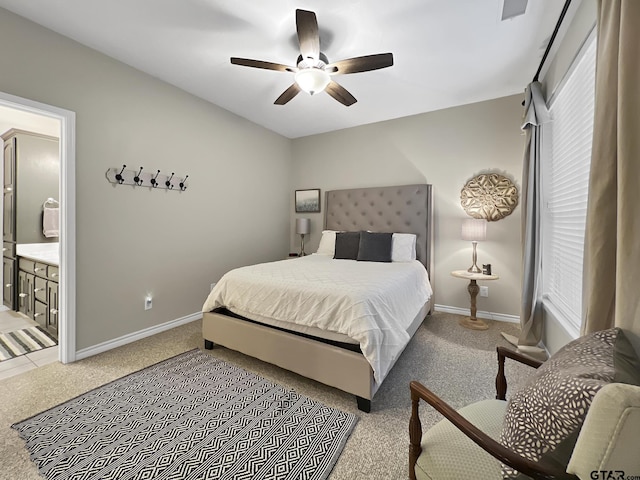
[115,165,126,184]
[133,166,144,186]
[179,175,189,191]
[165,172,174,190]
[150,170,160,188]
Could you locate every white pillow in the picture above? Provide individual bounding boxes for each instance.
[316,230,339,256]
[391,233,417,262]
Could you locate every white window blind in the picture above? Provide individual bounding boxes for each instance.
[542,32,596,334]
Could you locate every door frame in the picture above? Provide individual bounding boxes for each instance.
[0,90,76,363]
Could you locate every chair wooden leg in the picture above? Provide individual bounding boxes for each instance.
[496,348,507,400]
[495,347,543,401]
[409,385,423,480]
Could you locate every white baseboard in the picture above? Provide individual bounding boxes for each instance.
[434,304,520,324]
[75,312,202,360]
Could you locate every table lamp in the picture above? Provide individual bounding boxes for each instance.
[461,218,487,273]
[296,218,310,256]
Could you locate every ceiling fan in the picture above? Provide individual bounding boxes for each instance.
[230,9,394,107]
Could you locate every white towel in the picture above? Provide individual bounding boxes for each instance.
[43,207,59,238]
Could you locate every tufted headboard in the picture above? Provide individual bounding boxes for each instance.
[324,184,434,280]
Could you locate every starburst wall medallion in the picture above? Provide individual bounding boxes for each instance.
[460,173,519,221]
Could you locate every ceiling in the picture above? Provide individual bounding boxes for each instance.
[0,0,571,139]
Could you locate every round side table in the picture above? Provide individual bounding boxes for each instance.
[450,270,499,330]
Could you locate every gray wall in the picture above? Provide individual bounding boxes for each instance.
[12,131,60,244]
[542,0,597,101]
[290,95,525,317]
[0,5,544,351]
[0,8,292,350]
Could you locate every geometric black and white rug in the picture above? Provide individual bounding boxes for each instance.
[12,349,357,480]
[0,326,57,361]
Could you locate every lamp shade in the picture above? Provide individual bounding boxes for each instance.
[461,219,486,241]
[296,218,310,235]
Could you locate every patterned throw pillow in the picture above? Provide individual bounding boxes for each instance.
[499,328,640,479]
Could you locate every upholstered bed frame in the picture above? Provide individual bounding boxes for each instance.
[202,184,434,412]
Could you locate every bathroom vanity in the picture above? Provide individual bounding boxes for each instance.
[16,243,59,337]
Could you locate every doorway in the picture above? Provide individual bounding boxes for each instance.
[0,91,76,368]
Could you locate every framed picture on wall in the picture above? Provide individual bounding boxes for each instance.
[295,189,321,213]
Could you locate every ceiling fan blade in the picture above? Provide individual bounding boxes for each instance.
[296,9,320,61]
[274,84,301,105]
[230,57,297,73]
[325,81,357,107]
[325,53,394,75]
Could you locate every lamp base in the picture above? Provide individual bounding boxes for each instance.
[459,316,489,330]
[467,241,481,273]
[299,234,306,257]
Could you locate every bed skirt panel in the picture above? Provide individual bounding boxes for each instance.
[202,311,376,399]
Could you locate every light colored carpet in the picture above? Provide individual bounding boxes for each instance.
[0,312,535,480]
[13,350,357,480]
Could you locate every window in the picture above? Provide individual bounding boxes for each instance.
[542,32,596,336]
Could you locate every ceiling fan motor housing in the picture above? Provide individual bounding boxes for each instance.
[296,52,329,70]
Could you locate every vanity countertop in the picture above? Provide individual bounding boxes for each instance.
[16,242,59,266]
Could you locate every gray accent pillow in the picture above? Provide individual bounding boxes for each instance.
[357,232,393,262]
[500,328,640,479]
[333,232,361,260]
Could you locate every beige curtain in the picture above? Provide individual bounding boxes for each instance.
[582,0,640,354]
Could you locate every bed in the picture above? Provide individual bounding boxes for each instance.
[202,184,434,412]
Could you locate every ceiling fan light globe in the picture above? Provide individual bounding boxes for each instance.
[295,68,330,95]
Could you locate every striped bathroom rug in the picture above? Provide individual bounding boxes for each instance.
[0,326,57,361]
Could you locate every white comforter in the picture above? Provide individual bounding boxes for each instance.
[202,254,432,383]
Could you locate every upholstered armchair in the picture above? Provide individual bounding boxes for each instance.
[409,329,640,480]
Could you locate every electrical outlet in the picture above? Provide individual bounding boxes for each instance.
[210,282,217,291]
[145,296,153,310]
[480,286,489,298]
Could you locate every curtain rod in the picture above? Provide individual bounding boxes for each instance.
[532,0,572,82]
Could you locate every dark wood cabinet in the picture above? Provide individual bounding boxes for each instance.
[3,137,15,243]
[18,268,34,320]
[3,256,14,309]
[3,138,16,309]
[47,280,58,336]
[18,257,58,337]
[2,129,59,312]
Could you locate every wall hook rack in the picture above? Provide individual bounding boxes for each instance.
[105,167,188,192]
